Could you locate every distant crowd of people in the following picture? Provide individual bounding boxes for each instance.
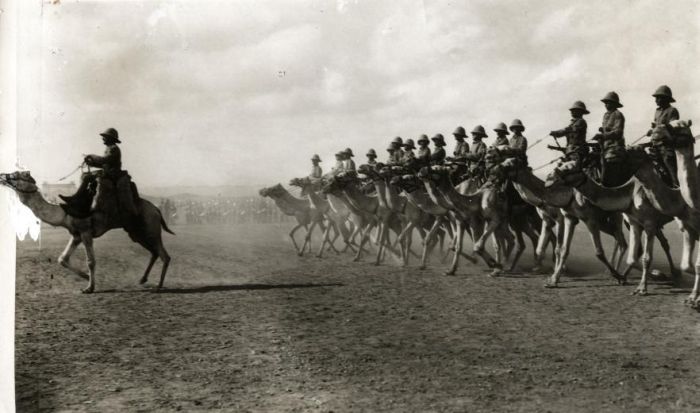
[158,197,293,225]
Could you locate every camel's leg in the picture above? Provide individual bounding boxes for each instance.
[420,219,443,269]
[588,226,625,284]
[317,223,333,258]
[393,223,413,248]
[58,235,89,280]
[690,246,700,308]
[508,230,526,272]
[445,221,465,276]
[474,220,502,273]
[354,223,374,262]
[299,221,317,257]
[684,237,700,305]
[375,222,388,266]
[139,254,158,285]
[680,230,696,276]
[80,233,96,294]
[289,223,305,254]
[656,228,679,278]
[622,223,642,280]
[155,239,171,290]
[533,219,552,272]
[547,218,576,288]
[633,228,655,296]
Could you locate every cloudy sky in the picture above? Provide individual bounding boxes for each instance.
[16,0,700,188]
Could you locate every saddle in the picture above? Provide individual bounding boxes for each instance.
[59,171,140,219]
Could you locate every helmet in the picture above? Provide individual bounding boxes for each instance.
[509,119,525,132]
[386,144,395,152]
[569,101,590,114]
[601,91,623,108]
[335,151,344,158]
[311,154,321,162]
[417,134,429,143]
[99,127,121,143]
[403,139,416,149]
[366,148,377,157]
[392,136,403,145]
[452,126,467,137]
[471,125,487,137]
[652,85,675,102]
[344,147,354,157]
[431,134,446,146]
[493,122,510,135]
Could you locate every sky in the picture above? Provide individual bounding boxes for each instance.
[15,0,700,188]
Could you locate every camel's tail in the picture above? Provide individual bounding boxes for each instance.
[161,215,176,235]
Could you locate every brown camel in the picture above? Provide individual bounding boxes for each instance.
[259,183,326,256]
[0,171,173,293]
[547,159,679,295]
[496,159,627,287]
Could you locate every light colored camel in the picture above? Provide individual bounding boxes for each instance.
[0,171,173,293]
[259,183,325,256]
[547,159,678,295]
[496,159,627,287]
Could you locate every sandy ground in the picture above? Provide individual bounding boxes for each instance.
[14,223,700,412]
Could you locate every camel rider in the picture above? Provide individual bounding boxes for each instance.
[309,154,323,179]
[508,119,528,164]
[399,138,417,172]
[647,85,680,187]
[591,91,626,186]
[463,125,488,177]
[452,126,470,160]
[492,122,510,147]
[330,151,345,175]
[549,101,589,166]
[390,136,405,164]
[430,134,447,165]
[416,134,431,167]
[386,144,396,165]
[343,148,356,172]
[366,149,378,168]
[60,128,138,218]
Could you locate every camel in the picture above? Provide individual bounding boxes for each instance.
[389,174,456,269]
[0,171,173,293]
[418,166,515,276]
[322,172,402,264]
[259,183,325,256]
[289,177,356,257]
[546,159,679,295]
[496,158,627,287]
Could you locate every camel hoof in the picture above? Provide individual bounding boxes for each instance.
[684,295,697,305]
[444,271,456,276]
[488,269,501,278]
[543,280,558,289]
[419,266,426,271]
[81,286,94,294]
[631,289,648,296]
[139,277,148,285]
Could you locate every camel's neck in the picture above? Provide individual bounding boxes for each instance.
[635,163,688,217]
[422,179,453,211]
[343,183,378,214]
[404,188,448,215]
[17,191,67,228]
[574,175,635,212]
[271,189,308,214]
[383,178,404,212]
[326,193,349,215]
[675,145,700,211]
[370,179,390,208]
[436,176,480,212]
[516,170,572,208]
[305,188,329,211]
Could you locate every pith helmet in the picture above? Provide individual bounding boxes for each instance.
[386,144,395,152]
[509,119,525,132]
[493,122,510,135]
[366,148,377,157]
[431,133,446,146]
[652,85,675,102]
[403,138,416,149]
[471,125,488,138]
[392,136,403,145]
[99,127,121,143]
[311,154,321,162]
[335,151,344,157]
[417,134,429,144]
[601,91,623,108]
[344,147,354,157]
[569,101,590,114]
[452,126,467,137]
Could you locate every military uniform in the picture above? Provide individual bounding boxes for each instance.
[430,134,447,165]
[551,117,588,161]
[310,165,323,178]
[649,85,680,186]
[598,107,626,186]
[453,141,470,159]
[492,136,509,147]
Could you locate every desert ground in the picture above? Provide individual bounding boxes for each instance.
[14,223,700,412]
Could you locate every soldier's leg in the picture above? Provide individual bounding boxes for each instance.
[662,150,679,187]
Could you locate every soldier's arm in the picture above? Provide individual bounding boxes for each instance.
[550,127,569,137]
[85,146,118,168]
[512,137,527,153]
[601,112,624,139]
[669,107,680,122]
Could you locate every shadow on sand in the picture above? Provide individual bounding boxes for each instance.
[97,282,344,294]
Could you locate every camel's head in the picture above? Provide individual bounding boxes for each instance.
[416,166,440,181]
[391,174,420,192]
[356,164,375,178]
[259,183,284,198]
[545,161,585,188]
[652,119,694,149]
[322,172,357,193]
[0,171,38,194]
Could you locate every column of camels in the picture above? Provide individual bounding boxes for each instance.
[258,120,700,308]
[1,121,698,302]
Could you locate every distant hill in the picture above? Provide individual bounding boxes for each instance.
[140,184,267,199]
